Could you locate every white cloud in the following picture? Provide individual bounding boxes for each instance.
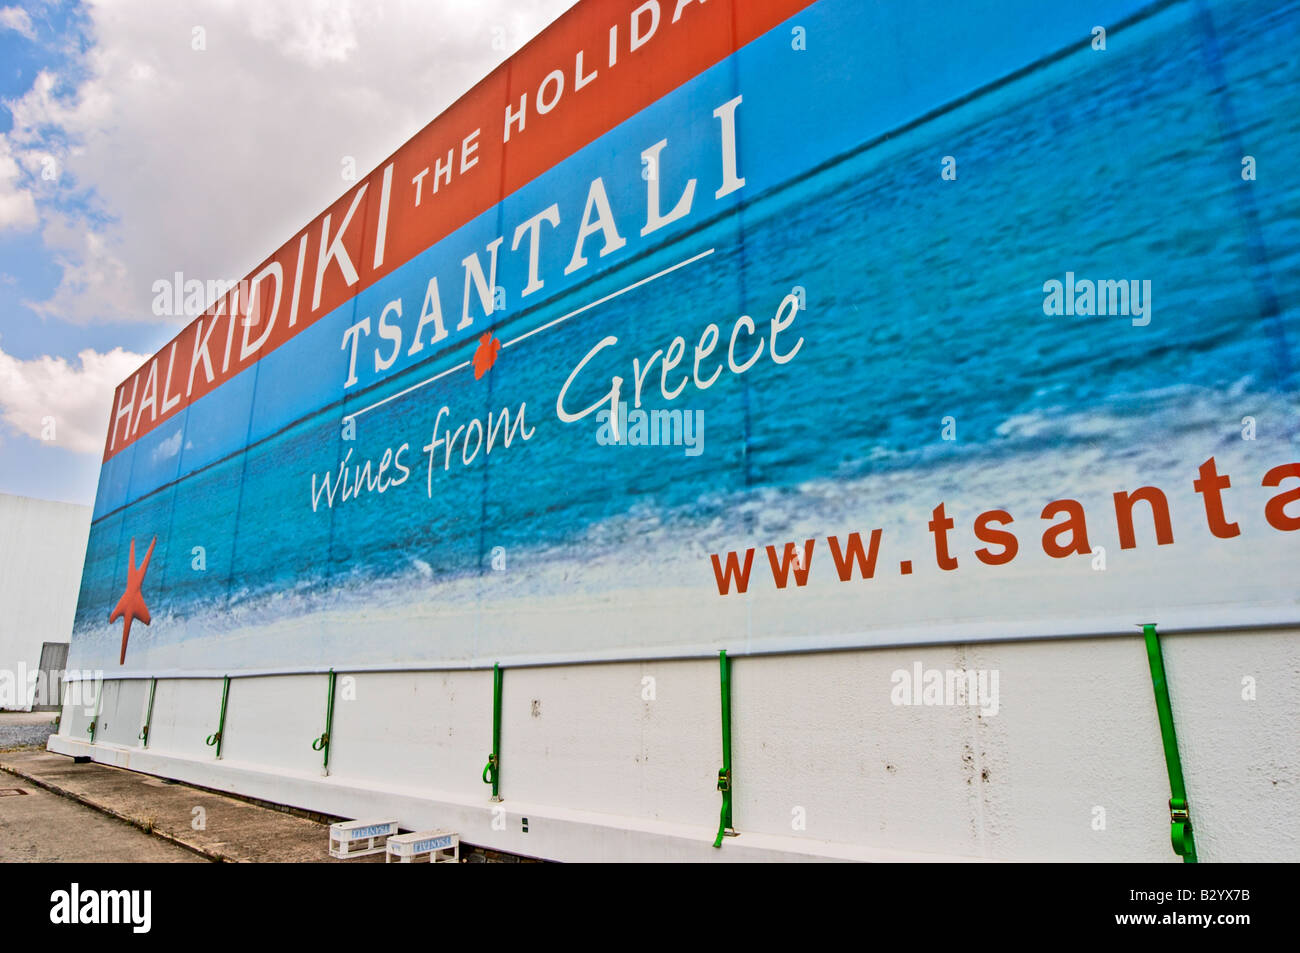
[0,135,38,229]
[0,6,36,40]
[151,426,182,463]
[4,0,579,325]
[0,341,147,453]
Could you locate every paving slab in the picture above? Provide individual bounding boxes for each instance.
[0,779,207,863]
[0,749,379,863]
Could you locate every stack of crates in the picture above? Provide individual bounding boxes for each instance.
[328,819,399,859]
[385,829,459,863]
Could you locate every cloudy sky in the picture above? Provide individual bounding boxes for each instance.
[0,0,576,504]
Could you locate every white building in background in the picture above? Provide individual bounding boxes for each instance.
[0,493,91,711]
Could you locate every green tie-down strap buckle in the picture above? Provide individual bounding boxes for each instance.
[1142,624,1197,863]
[1169,797,1194,859]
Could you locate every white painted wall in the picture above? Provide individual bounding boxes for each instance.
[145,678,226,759]
[52,627,1300,861]
[0,493,91,710]
[505,661,718,825]
[328,671,492,798]
[222,675,331,778]
[93,678,150,748]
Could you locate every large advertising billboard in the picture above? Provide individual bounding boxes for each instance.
[70,0,1299,677]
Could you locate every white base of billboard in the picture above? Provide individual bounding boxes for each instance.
[45,734,959,863]
[51,630,1300,862]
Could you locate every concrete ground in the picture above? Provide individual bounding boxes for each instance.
[0,748,379,863]
[0,779,207,862]
[0,711,58,749]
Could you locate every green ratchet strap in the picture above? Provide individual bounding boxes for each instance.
[311,669,337,774]
[482,663,503,799]
[1142,624,1197,863]
[139,677,157,747]
[714,650,735,848]
[205,675,230,759]
[87,682,102,743]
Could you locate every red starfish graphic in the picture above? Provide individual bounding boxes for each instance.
[109,535,156,665]
[472,331,502,379]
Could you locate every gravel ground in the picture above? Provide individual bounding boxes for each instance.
[0,713,58,750]
[0,725,55,748]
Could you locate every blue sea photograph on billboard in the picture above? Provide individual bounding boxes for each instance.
[70,0,1298,677]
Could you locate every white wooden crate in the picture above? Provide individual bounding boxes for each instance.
[329,819,399,859]
[385,829,459,864]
